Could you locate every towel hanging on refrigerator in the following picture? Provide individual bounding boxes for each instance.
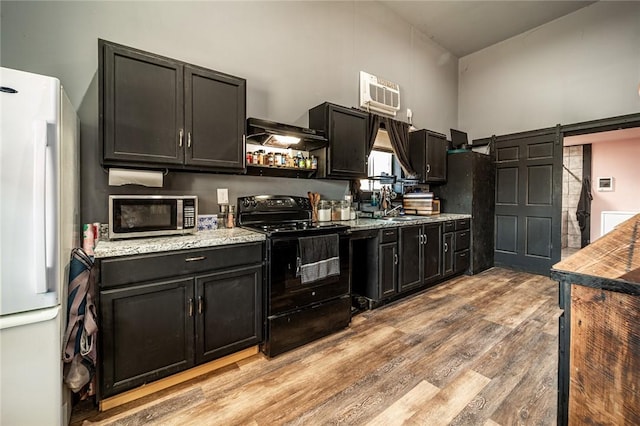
[298,234,340,284]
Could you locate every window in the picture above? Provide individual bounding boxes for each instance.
[360,150,393,191]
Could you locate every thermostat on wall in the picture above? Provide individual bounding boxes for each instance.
[597,177,614,192]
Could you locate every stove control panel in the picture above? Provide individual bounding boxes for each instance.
[238,195,311,212]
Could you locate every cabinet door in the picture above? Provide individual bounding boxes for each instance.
[423,224,442,284]
[184,65,246,171]
[442,232,455,277]
[379,242,398,298]
[408,130,448,183]
[426,133,447,182]
[101,40,184,166]
[100,277,194,398]
[195,265,262,364]
[310,103,368,178]
[398,225,423,292]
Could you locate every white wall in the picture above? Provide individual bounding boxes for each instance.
[0,1,458,221]
[459,1,640,141]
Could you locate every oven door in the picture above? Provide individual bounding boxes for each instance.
[268,232,350,316]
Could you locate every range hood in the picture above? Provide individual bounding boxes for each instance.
[246,117,327,150]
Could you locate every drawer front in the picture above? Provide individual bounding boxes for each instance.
[379,228,398,243]
[100,242,263,288]
[455,230,470,251]
[454,250,470,274]
[443,221,455,233]
[455,218,470,230]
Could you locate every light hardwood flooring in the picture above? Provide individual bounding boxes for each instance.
[72,267,561,426]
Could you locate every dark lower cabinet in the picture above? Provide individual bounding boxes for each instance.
[399,223,442,293]
[352,219,470,309]
[379,241,398,298]
[196,265,262,364]
[98,243,263,400]
[398,225,422,291]
[443,219,471,278]
[100,277,195,398]
[442,231,455,277]
[351,228,398,307]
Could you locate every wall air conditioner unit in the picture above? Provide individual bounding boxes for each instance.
[359,71,400,116]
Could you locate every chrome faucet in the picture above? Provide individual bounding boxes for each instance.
[384,204,403,217]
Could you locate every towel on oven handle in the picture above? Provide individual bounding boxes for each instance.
[298,234,340,284]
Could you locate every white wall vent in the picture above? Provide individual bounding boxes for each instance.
[359,71,400,116]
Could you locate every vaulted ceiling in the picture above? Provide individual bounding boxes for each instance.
[380,1,597,57]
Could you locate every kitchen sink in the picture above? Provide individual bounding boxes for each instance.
[380,215,423,222]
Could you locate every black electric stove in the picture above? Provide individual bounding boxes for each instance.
[237,195,349,237]
[237,195,351,357]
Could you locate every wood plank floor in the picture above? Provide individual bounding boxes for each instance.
[72,267,561,426]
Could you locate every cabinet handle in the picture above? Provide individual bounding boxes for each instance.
[185,256,206,262]
[444,242,449,252]
[179,129,184,147]
[188,132,192,148]
[394,253,398,265]
[424,234,428,244]
[188,298,194,317]
[426,164,431,174]
[197,296,203,314]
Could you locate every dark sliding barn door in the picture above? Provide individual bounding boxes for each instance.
[494,128,562,275]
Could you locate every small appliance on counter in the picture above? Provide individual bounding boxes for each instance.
[108,195,197,239]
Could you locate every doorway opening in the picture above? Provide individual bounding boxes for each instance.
[560,114,640,259]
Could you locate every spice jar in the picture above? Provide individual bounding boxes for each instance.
[331,201,341,221]
[275,152,282,166]
[318,200,331,222]
[226,205,235,228]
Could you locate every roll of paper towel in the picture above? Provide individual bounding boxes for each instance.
[108,168,163,187]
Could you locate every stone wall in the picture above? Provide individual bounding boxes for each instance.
[562,146,584,248]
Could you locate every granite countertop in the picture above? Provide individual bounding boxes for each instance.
[94,228,266,259]
[95,213,472,259]
[344,213,471,231]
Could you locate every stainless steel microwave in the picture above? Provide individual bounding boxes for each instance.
[108,195,198,240]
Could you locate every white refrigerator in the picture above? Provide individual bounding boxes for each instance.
[0,67,80,425]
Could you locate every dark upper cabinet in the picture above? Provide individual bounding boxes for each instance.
[184,65,245,170]
[409,129,448,183]
[100,39,246,172]
[308,102,369,178]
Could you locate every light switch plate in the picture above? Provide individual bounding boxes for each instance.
[217,188,229,204]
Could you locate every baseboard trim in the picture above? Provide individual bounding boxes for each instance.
[99,345,259,412]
